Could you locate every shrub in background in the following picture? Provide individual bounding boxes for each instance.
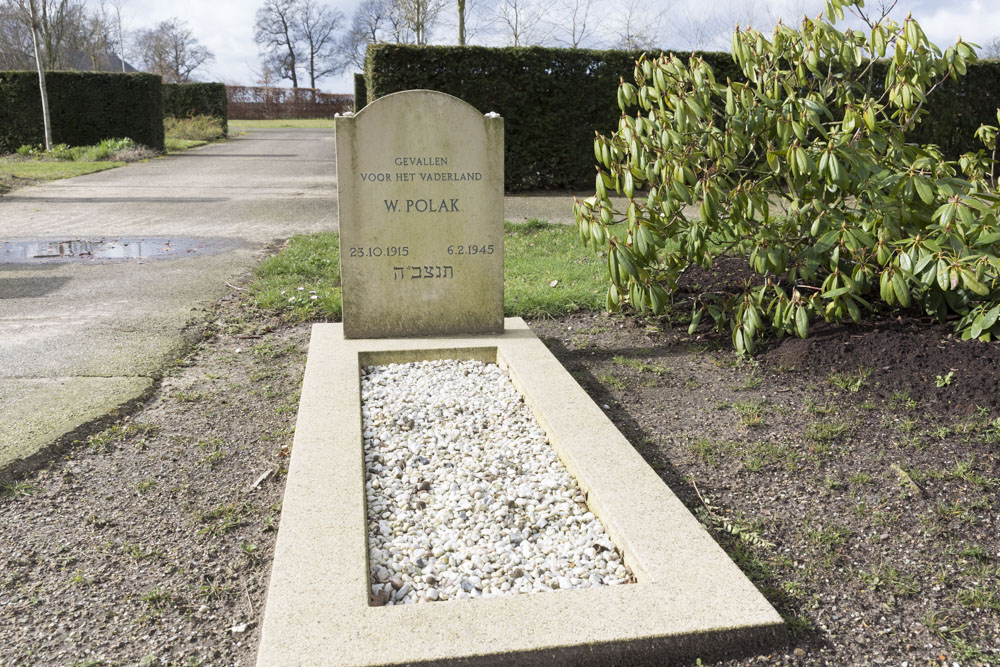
[354,73,367,112]
[164,115,226,141]
[576,0,1000,353]
[0,72,163,153]
[162,82,228,136]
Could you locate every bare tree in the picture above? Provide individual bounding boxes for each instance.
[26,0,52,149]
[552,0,594,48]
[457,0,465,44]
[981,35,1000,59]
[134,18,213,83]
[493,0,549,46]
[0,2,33,69]
[339,0,411,71]
[297,0,345,89]
[397,0,445,45]
[254,0,301,87]
[109,0,127,71]
[610,0,668,50]
[78,0,115,70]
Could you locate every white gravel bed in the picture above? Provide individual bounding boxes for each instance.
[362,358,633,606]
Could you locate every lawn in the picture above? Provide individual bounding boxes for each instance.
[0,159,123,194]
[248,221,607,321]
[230,118,336,129]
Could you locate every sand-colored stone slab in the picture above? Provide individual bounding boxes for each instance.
[336,90,504,338]
[257,319,785,666]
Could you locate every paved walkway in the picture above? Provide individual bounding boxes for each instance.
[0,126,594,479]
[0,128,336,478]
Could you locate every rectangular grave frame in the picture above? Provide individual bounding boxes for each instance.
[256,318,785,666]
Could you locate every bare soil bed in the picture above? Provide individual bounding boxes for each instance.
[1,284,998,665]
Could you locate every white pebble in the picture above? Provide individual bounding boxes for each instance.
[363,359,632,603]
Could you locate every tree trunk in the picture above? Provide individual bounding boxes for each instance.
[457,0,465,46]
[28,0,52,151]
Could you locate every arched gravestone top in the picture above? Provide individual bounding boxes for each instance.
[336,90,504,338]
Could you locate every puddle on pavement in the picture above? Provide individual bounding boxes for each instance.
[0,238,231,264]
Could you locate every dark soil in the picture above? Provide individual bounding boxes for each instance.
[1,284,998,665]
[531,312,1000,666]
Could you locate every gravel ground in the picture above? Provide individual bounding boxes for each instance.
[363,359,631,606]
[1,283,998,665]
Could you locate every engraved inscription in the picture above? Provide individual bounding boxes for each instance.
[393,265,454,280]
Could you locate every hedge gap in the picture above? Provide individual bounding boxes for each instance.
[163,82,228,136]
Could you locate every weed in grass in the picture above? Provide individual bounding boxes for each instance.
[957,544,990,561]
[142,587,172,610]
[83,422,158,453]
[889,390,918,411]
[803,520,852,552]
[828,367,872,392]
[198,503,249,537]
[849,472,872,485]
[955,586,1000,611]
[805,419,850,443]
[611,355,670,376]
[805,399,838,415]
[824,476,845,491]
[688,438,735,466]
[948,638,992,663]
[199,449,227,467]
[1,481,39,497]
[597,372,626,390]
[736,373,762,391]
[734,400,766,428]
[782,613,815,637]
[136,478,157,494]
[935,370,955,387]
[122,542,156,562]
[196,575,231,600]
[744,440,801,472]
[860,562,919,595]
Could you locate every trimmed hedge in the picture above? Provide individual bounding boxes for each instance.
[365,45,1000,192]
[354,73,367,112]
[0,71,163,153]
[163,82,228,136]
[367,45,740,191]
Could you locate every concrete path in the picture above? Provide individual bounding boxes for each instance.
[0,127,337,479]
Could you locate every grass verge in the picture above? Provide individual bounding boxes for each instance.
[248,220,607,321]
[165,138,209,153]
[230,119,336,129]
[0,160,123,194]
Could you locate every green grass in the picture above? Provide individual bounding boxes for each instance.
[231,118,336,128]
[504,220,607,317]
[250,221,608,321]
[250,233,342,321]
[165,138,208,152]
[0,160,122,182]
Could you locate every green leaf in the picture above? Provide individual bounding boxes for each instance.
[795,306,809,338]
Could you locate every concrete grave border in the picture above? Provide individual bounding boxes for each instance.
[257,318,785,666]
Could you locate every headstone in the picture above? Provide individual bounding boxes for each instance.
[336,90,504,338]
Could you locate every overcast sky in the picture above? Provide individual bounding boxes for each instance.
[120,0,1000,94]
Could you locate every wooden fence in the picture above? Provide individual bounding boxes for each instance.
[226,86,354,120]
